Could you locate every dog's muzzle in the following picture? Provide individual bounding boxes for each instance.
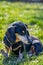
[26,34,32,44]
[16,33,32,44]
[18,35,29,44]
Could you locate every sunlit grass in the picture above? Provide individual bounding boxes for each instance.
[0,1,43,65]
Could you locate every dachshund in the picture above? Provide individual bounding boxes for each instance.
[3,21,31,58]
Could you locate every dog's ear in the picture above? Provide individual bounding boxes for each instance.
[25,24,28,28]
[6,26,16,43]
[25,24,30,35]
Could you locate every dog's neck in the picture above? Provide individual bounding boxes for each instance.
[15,33,21,43]
[15,36,20,43]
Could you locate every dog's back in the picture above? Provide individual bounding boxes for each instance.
[29,36,43,55]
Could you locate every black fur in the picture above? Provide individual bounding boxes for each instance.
[3,22,30,56]
[3,22,43,56]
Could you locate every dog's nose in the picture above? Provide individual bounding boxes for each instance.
[26,34,32,44]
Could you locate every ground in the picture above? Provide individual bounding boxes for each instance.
[0,1,43,65]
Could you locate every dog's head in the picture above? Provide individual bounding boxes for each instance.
[6,22,30,44]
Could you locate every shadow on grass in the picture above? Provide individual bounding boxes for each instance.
[2,52,38,65]
[25,8,43,11]
[0,0,31,2]
[3,56,24,65]
[3,51,43,65]
[3,52,23,65]
[0,0,43,2]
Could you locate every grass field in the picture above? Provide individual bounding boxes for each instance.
[0,1,43,65]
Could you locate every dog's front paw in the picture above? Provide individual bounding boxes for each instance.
[19,53,23,60]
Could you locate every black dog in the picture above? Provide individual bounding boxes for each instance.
[3,22,43,58]
[3,22,32,58]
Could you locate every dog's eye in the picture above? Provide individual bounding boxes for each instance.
[22,31,25,34]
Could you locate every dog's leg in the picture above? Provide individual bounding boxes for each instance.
[28,45,36,57]
[5,46,9,53]
[5,46,10,57]
[5,45,12,57]
[30,45,36,55]
[19,50,23,59]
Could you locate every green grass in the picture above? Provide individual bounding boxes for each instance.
[0,1,43,65]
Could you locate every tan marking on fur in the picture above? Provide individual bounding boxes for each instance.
[30,45,36,54]
[15,33,21,42]
[13,45,21,51]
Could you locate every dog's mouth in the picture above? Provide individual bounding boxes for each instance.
[16,33,29,44]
